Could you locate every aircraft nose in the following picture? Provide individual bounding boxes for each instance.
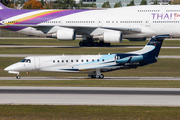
[4,63,19,71]
[4,66,13,71]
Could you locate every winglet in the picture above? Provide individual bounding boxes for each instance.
[0,2,9,10]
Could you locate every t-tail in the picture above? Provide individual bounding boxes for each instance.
[129,34,169,66]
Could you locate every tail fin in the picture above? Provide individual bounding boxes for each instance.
[129,35,169,59]
[0,2,9,10]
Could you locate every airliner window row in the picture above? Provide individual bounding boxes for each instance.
[106,21,142,23]
[53,59,105,63]
[166,10,180,12]
[66,21,95,23]
[8,21,61,24]
[153,21,179,23]
[138,10,160,12]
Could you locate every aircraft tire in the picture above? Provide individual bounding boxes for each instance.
[99,41,105,47]
[87,42,92,47]
[16,75,21,79]
[104,43,111,47]
[79,41,84,47]
[94,42,99,47]
[99,74,104,79]
[90,75,96,78]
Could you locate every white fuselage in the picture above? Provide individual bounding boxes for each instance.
[5,54,117,73]
[1,5,180,39]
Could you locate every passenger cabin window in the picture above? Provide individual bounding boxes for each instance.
[71,60,73,62]
[76,60,78,62]
[53,60,55,63]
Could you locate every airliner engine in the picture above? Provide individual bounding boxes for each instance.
[99,31,123,43]
[53,29,76,40]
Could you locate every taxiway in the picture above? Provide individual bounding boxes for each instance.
[0,86,180,106]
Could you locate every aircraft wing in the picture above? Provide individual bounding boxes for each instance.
[100,27,141,33]
[4,24,142,34]
[79,66,121,73]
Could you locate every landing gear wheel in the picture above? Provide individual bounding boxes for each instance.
[99,74,104,79]
[87,42,92,47]
[90,75,96,78]
[94,42,99,47]
[99,41,105,47]
[79,41,84,47]
[16,75,21,79]
[104,43,111,47]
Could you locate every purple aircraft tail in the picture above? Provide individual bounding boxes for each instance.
[0,2,9,9]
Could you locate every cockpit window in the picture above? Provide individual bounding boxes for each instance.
[20,59,31,63]
[20,59,26,62]
[26,59,31,63]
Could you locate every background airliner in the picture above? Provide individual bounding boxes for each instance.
[0,3,179,46]
[4,35,168,79]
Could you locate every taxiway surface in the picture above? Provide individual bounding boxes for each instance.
[0,86,180,106]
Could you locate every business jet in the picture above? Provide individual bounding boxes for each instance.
[4,35,168,79]
[0,3,179,46]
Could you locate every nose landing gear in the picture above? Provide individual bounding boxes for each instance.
[16,75,21,79]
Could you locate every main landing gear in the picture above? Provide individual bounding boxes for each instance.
[89,74,104,79]
[79,41,111,47]
[88,69,104,79]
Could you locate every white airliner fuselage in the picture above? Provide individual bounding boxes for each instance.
[0,3,179,46]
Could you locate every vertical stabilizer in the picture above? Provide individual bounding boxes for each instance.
[129,34,169,60]
[144,35,168,59]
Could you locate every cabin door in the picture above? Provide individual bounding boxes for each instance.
[34,57,40,69]
[98,18,103,27]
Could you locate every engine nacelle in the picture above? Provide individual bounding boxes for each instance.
[99,31,123,43]
[116,55,143,64]
[55,29,76,40]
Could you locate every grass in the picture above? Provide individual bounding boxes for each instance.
[1,38,180,46]
[0,29,27,37]
[0,105,180,120]
[0,47,180,55]
[1,80,180,88]
[1,58,180,77]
